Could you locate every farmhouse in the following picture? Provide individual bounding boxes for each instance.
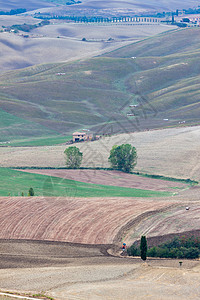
[73,131,101,142]
[73,132,87,142]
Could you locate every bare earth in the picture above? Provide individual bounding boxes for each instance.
[0,192,199,299]
[0,240,199,300]
[0,197,175,244]
[19,169,188,191]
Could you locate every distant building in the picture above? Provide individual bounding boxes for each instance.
[73,132,87,142]
[72,131,101,143]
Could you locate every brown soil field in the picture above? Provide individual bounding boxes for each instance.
[1,126,200,181]
[20,169,188,192]
[0,193,199,299]
[0,239,199,300]
[0,197,175,244]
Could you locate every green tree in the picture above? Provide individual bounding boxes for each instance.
[108,144,137,173]
[140,236,147,261]
[127,244,139,256]
[64,146,83,169]
[28,187,34,196]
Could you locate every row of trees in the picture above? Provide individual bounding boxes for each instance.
[64,144,137,172]
[127,236,200,259]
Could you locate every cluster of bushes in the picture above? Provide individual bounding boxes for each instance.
[6,20,50,33]
[66,0,81,5]
[183,8,200,14]
[10,20,50,32]
[132,172,198,186]
[127,236,200,259]
[0,8,26,15]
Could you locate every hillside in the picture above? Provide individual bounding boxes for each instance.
[0,0,56,11]
[30,0,200,17]
[0,28,200,143]
[1,0,199,12]
[0,22,171,72]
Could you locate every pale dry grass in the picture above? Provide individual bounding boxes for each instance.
[0,20,176,71]
[1,126,200,181]
[0,261,199,300]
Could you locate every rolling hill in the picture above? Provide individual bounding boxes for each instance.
[0,0,56,11]
[29,0,200,17]
[79,0,200,11]
[0,27,200,143]
[1,0,199,12]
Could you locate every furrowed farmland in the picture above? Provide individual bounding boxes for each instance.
[0,197,177,244]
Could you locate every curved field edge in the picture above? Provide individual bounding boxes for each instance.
[0,168,171,197]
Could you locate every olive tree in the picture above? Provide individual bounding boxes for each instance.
[108,144,137,173]
[64,146,83,169]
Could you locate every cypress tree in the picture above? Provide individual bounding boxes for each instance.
[140,236,147,261]
[28,187,34,196]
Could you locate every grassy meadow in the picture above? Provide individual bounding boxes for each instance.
[0,168,170,198]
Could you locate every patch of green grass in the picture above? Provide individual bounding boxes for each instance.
[0,108,58,143]
[0,168,170,198]
[8,135,72,147]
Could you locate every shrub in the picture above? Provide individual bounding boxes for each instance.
[28,187,34,196]
[127,244,139,256]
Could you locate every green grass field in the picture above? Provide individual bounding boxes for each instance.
[7,136,72,147]
[0,168,170,198]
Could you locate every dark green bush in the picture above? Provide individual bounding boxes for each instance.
[127,236,199,259]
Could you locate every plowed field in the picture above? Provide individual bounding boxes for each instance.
[0,197,174,244]
[20,169,188,192]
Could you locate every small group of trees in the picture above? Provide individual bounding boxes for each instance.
[7,20,50,33]
[127,236,200,259]
[20,188,34,196]
[64,144,137,172]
